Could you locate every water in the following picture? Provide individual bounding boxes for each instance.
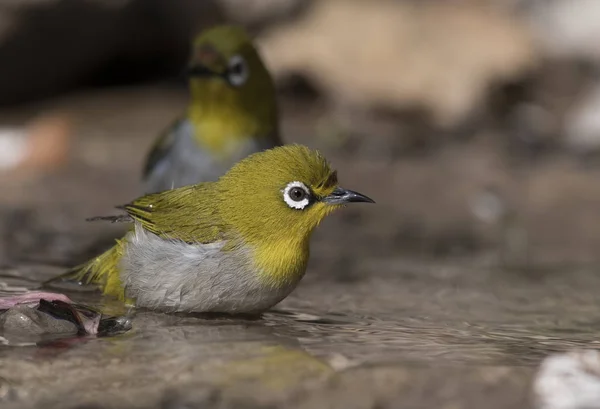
[1,259,599,408]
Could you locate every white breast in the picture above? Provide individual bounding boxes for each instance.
[119,223,297,314]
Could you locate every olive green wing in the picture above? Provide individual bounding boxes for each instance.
[118,184,223,244]
[43,184,221,296]
[142,118,186,180]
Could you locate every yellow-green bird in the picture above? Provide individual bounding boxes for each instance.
[49,145,374,314]
[143,25,281,193]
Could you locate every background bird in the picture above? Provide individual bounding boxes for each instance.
[47,145,374,314]
[143,25,281,194]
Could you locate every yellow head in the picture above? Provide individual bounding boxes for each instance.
[216,145,374,285]
[186,25,279,153]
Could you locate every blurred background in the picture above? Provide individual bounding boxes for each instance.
[1,0,600,272]
[4,2,600,407]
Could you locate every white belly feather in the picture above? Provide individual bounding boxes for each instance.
[119,224,296,314]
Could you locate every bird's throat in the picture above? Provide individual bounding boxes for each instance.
[187,86,274,158]
[188,109,252,157]
[252,236,310,289]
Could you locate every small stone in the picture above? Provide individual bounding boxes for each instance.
[534,350,600,409]
[564,83,600,154]
[0,305,78,337]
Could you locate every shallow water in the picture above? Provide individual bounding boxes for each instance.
[1,259,599,408]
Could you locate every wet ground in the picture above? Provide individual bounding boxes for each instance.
[1,85,600,408]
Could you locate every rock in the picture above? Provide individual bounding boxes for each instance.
[258,0,537,128]
[0,290,131,345]
[0,128,27,171]
[534,350,600,409]
[526,0,600,62]
[0,305,78,341]
[0,112,73,173]
[564,82,600,154]
[20,112,73,171]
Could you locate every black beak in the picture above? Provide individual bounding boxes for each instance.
[185,64,221,78]
[322,187,375,205]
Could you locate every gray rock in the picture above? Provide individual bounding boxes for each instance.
[534,350,600,409]
[0,304,77,339]
[564,82,600,154]
[526,0,600,62]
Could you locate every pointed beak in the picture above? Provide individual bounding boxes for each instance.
[185,64,222,78]
[322,187,375,205]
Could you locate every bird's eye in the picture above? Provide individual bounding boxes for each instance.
[289,187,307,201]
[226,54,249,87]
[282,181,311,210]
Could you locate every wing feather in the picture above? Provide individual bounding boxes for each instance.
[119,184,223,243]
[142,118,186,180]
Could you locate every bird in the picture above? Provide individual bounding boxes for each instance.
[47,145,374,314]
[142,25,281,194]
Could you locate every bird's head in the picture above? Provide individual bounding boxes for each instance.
[186,25,278,149]
[216,145,374,249]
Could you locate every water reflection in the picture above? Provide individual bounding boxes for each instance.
[2,261,600,406]
[0,308,334,406]
[265,310,600,367]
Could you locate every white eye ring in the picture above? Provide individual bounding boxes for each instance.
[227,54,249,87]
[282,181,311,210]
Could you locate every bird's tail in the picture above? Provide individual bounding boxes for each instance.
[43,241,125,299]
